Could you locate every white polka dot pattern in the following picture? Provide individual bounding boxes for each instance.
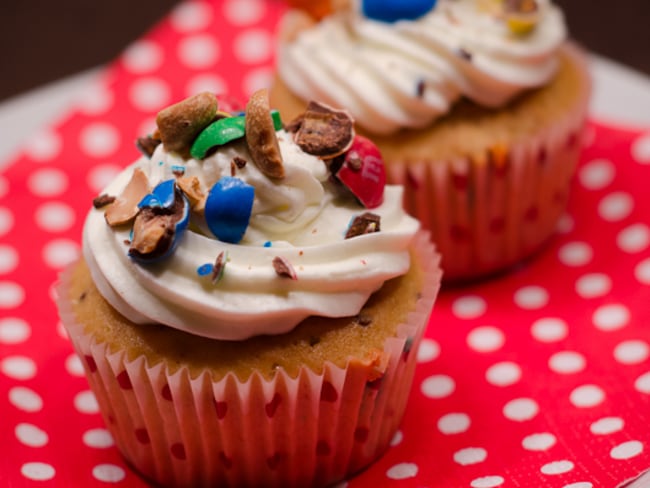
[1,3,650,486]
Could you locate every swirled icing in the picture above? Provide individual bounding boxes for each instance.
[277,0,567,134]
[83,133,419,340]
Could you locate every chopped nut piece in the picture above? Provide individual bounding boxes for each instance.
[273,256,297,280]
[291,101,354,159]
[245,89,285,179]
[345,212,381,239]
[156,92,219,159]
[104,168,151,227]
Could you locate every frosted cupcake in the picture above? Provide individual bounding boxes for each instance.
[271,0,591,281]
[57,90,441,487]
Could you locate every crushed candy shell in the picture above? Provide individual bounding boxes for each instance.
[190,115,246,160]
[245,89,285,179]
[104,168,151,227]
[138,179,177,209]
[362,0,437,23]
[211,251,228,283]
[205,176,255,244]
[128,181,190,263]
[335,135,386,209]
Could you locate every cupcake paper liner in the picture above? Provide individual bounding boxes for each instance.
[387,43,592,282]
[56,231,441,488]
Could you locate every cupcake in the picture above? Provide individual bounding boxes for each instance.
[56,89,441,487]
[270,0,591,282]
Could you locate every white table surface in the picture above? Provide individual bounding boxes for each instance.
[0,54,649,171]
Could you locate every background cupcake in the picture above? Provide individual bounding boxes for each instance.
[57,90,442,487]
[270,0,591,282]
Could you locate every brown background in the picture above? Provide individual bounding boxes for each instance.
[0,0,648,103]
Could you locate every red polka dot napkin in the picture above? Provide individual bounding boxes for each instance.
[1,0,650,486]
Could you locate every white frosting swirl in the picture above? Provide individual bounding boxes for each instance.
[83,132,420,340]
[278,0,567,134]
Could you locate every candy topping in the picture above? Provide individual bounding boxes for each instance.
[156,92,219,159]
[245,89,286,179]
[362,0,438,23]
[103,168,151,227]
[333,135,386,209]
[288,101,355,159]
[190,115,246,160]
[345,212,381,239]
[204,177,255,244]
[273,256,298,280]
[128,180,190,263]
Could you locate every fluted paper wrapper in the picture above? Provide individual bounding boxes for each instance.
[387,43,592,282]
[56,231,441,487]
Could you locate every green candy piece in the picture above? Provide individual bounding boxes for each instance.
[271,110,283,131]
[190,116,246,159]
[190,111,284,160]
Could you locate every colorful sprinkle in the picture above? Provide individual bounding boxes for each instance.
[197,263,213,276]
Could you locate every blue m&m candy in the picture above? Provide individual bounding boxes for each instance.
[205,176,255,244]
[362,0,437,23]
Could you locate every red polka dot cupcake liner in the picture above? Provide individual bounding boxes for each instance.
[55,232,442,488]
[387,44,592,283]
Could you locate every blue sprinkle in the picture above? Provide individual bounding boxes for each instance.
[197,263,214,276]
[171,165,185,175]
[158,160,164,166]
[264,241,272,248]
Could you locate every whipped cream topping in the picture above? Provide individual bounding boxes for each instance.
[83,132,420,340]
[278,0,567,134]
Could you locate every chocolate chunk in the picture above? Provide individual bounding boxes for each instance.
[233,156,247,169]
[135,135,161,158]
[93,194,116,209]
[156,92,219,159]
[273,256,297,280]
[345,212,381,239]
[291,101,354,159]
[230,156,247,176]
